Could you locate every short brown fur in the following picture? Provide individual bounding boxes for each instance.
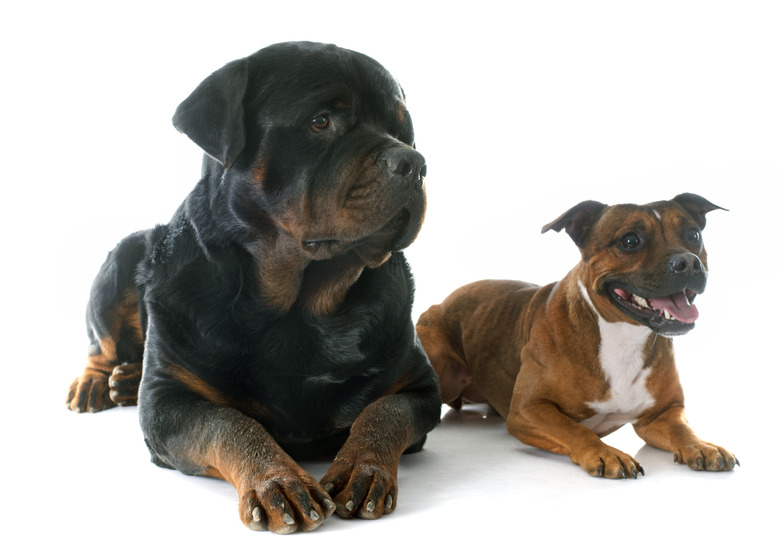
[417,194,737,478]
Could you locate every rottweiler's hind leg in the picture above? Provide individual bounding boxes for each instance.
[67,231,149,413]
[67,368,114,413]
[67,339,143,413]
[108,362,142,407]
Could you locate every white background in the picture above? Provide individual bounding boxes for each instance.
[2,1,777,553]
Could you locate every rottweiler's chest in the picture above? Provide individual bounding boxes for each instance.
[221,293,398,392]
[145,241,413,443]
[226,314,403,454]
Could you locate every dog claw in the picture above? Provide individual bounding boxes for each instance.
[283,513,295,526]
[366,500,376,513]
[247,507,267,531]
[309,509,320,521]
[345,500,355,511]
[385,495,393,511]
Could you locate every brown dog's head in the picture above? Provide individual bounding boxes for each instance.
[172,42,426,270]
[543,193,724,336]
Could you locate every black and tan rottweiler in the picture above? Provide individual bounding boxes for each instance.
[66,42,441,534]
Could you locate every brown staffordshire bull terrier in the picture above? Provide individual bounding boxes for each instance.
[416,193,738,478]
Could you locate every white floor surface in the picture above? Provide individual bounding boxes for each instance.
[4,2,778,554]
[10,388,769,555]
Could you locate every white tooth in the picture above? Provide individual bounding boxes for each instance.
[634,295,649,308]
[663,309,675,321]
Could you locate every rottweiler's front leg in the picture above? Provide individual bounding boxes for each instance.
[141,391,335,533]
[320,388,440,519]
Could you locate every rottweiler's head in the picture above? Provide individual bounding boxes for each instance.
[173,42,426,274]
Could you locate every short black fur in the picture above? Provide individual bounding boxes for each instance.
[68,42,440,533]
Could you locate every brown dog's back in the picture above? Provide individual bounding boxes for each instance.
[417,279,548,416]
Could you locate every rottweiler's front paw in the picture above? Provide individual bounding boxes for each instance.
[320,455,398,519]
[239,463,335,534]
[575,444,645,479]
[66,369,116,413]
[673,441,739,472]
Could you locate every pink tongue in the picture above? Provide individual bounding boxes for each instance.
[649,292,699,323]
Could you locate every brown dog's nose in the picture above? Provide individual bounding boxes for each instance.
[383,147,426,185]
[668,253,703,276]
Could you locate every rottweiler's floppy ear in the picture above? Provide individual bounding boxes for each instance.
[541,200,607,248]
[671,193,726,230]
[172,59,249,170]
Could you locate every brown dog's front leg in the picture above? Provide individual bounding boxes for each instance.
[320,391,437,519]
[633,406,739,471]
[508,402,644,479]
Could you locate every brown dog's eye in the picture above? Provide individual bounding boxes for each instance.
[617,232,643,252]
[686,228,702,245]
[310,115,330,131]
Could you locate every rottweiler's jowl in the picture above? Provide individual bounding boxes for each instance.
[67,42,441,533]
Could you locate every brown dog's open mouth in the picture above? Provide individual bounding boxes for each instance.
[609,286,700,335]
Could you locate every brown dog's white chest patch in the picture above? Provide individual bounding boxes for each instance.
[579,281,656,435]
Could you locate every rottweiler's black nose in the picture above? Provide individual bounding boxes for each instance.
[383,147,426,185]
[668,253,703,276]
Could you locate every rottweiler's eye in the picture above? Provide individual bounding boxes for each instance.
[310,115,330,131]
[686,228,702,245]
[617,232,643,252]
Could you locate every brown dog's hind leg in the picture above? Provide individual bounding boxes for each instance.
[431,357,470,409]
[417,306,472,409]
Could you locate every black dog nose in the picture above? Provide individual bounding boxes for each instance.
[383,147,426,184]
[668,253,703,276]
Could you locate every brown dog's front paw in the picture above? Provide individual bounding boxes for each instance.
[673,442,739,472]
[108,363,141,406]
[66,369,116,413]
[238,463,335,534]
[576,445,645,479]
[320,456,398,519]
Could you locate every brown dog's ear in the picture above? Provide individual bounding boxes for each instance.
[671,193,726,230]
[541,200,607,248]
[172,58,249,170]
